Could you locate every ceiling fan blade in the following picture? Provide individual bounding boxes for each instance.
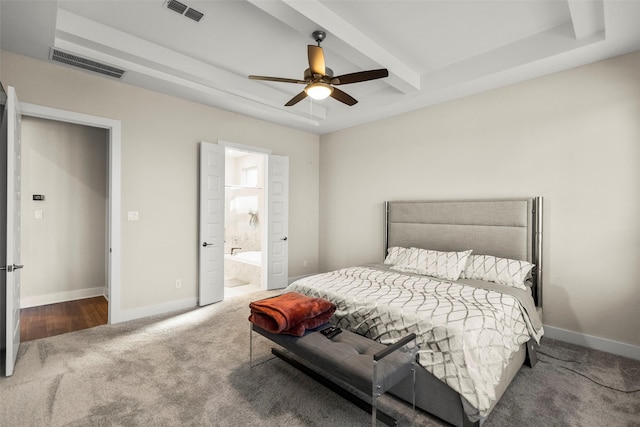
[285,91,308,107]
[330,87,358,106]
[249,75,306,84]
[330,69,389,85]
[308,45,326,76]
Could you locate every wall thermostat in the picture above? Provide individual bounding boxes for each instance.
[33,195,45,201]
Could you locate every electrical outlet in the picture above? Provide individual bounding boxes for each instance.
[303,260,308,268]
[175,279,182,289]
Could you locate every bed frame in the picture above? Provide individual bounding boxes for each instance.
[383,197,543,426]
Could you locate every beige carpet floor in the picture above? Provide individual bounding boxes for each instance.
[1,290,638,426]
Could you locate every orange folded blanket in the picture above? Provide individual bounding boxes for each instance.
[249,292,336,336]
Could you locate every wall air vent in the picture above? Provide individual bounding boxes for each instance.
[165,0,204,22]
[50,49,126,79]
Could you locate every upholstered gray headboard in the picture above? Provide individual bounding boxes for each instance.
[384,197,543,306]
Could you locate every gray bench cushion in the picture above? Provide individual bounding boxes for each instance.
[253,325,415,394]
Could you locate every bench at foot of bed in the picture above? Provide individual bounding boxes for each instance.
[250,323,418,426]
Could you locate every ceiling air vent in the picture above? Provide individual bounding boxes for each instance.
[184,7,204,22]
[165,0,204,22]
[166,0,188,15]
[50,49,126,79]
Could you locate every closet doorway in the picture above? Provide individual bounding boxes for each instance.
[19,116,109,340]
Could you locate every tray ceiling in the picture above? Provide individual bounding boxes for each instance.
[2,0,640,134]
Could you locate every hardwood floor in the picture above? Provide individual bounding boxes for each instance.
[20,296,108,342]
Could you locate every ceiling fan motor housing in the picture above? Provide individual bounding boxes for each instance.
[304,67,334,81]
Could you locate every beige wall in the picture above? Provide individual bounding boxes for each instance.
[4,47,638,348]
[1,50,320,311]
[21,116,108,305]
[319,52,640,347]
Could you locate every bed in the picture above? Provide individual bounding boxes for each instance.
[284,197,544,426]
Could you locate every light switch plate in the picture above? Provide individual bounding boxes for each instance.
[35,210,43,220]
[127,211,139,221]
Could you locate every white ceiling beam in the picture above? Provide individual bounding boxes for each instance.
[422,22,605,93]
[54,39,323,128]
[55,9,326,122]
[251,0,420,94]
[283,0,420,93]
[568,0,605,40]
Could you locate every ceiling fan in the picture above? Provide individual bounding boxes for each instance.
[249,31,389,107]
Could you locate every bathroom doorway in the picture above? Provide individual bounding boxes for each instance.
[199,140,288,305]
[223,147,267,298]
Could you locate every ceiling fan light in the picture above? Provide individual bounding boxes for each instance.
[305,82,333,100]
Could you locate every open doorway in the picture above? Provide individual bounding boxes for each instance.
[19,116,109,340]
[199,141,288,306]
[223,147,267,298]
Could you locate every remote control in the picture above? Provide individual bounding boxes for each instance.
[321,326,342,339]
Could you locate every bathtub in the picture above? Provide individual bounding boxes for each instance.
[225,250,262,266]
[224,251,262,286]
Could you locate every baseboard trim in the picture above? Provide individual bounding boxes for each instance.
[543,324,640,361]
[113,297,198,324]
[21,287,106,308]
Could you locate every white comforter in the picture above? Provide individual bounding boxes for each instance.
[285,265,543,419]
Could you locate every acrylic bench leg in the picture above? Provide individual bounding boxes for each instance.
[372,394,378,426]
[249,323,253,369]
[412,364,416,419]
[372,360,378,426]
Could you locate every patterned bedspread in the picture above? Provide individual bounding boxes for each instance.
[285,265,543,419]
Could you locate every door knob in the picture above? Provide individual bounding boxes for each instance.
[202,242,214,247]
[1,264,24,272]
[281,237,288,241]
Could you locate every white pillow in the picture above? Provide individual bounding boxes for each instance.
[461,255,534,290]
[391,247,472,281]
[384,246,409,265]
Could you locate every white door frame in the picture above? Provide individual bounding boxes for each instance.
[20,103,122,324]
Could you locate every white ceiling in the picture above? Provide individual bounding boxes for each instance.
[2,0,640,135]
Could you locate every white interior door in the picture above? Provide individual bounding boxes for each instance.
[198,142,224,306]
[266,155,288,290]
[1,86,23,376]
